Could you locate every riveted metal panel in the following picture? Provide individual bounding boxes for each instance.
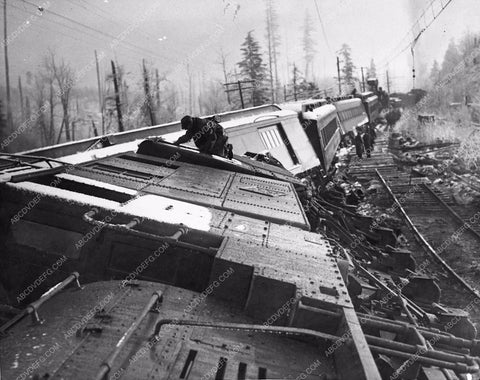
[100,156,177,178]
[223,174,309,230]
[141,165,233,208]
[69,166,151,191]
[155,165,232,197]
[214,237,351,309]
[0,280,339,380]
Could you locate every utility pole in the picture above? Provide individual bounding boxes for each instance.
[111,60,124,132]
[3,0,12,130]
[224,80,255,109]
[187,64,192,114]
[237,80,244,108]
[360,67,365,92]
[18,76,24,120]
[386,70,390,93]
[155,68,161,110]
[336,56,341,95]
[411,46,416,90]
[142,59,156,126]
[293,63,298,101]
[94,50,104,134]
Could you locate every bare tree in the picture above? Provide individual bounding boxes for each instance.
[199,80,230,115]
[217,48,232,105]
[33,73,51,146]
[163,83,178,122]
[45,51,75,142]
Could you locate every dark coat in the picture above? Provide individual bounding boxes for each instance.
[174,117,216,153]
[362,132,372,150]
[354,134,364,157]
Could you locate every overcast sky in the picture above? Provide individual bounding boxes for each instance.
[2,0,480,93]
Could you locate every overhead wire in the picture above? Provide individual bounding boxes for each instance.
[376,0,454,71]
[19,0,172,64]
[7,1,174,70]
[312,0,333,55]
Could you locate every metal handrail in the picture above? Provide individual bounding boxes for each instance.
[82,208,217,255]
[95,291,163,380]
[253,114,281,123]
[0,153,71,167]
[0,272,81,333]
[150,319,341,343]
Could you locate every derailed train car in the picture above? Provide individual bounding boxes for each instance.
[1,133,479,380]
[280,99,342,176]
[0,138,380,379]
[1,96,479,379]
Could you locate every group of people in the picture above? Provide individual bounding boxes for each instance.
[354,125,376,159]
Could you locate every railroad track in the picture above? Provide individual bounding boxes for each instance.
[346,131,480,323]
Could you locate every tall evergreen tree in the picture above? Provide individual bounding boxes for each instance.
[302,12,316,82]
[0,100,8,150]
[238,31,268,106]
[0,100,7,131]
[429,60,441,86]
[441,39,461,76]
[339,43,357,90]
[265,0,281,102]
[367,58,377,78]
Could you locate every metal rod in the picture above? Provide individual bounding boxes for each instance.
[365,335,478,367]
[82,208,216,255]
[0,272,80,333]
[358,312,480,351]
[151,319,342,343]
[369,345,478,373]
[95,291,162,380]
[0,153,70,166]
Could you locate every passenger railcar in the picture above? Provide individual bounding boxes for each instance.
[357,91,380,125]
[161,109,321,176]
[279,99,342,174]
[332,97,369,135]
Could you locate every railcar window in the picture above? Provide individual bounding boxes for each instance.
[259,127,282,149]
[322,118,339,146]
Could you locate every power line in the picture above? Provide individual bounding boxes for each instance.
[312,0,333,54]
[70,0,192,57]
[377,0,454,71]
[20,0,171,63]
[7,2,171,67]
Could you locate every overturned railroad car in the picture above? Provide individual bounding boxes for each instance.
[279,99,342,174]
[357,91,381,125]
[333,97,369,135]
[0,140,380,380]
[1,107,480,380]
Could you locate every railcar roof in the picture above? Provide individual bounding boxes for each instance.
[220,109,297,130]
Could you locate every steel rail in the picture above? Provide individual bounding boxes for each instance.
[375,169,480,301]
[422,183,480,240]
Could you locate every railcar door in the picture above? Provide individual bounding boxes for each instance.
[257,125,297,169]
